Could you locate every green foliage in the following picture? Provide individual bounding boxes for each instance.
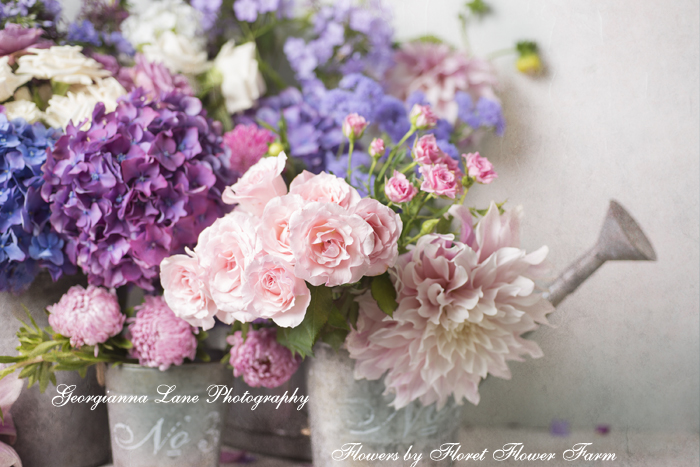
[371,273,398,317]
[466,0,490,15]
[516,41,539,56]
[277,285,333,358]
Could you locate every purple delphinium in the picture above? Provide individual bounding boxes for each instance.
[1,0,61,37]
[192,0,223,30]
[67,20,101,47]
[283,0,394,84]
[0,115,75,294]
[233,0,280,23]
[41,89,235,290]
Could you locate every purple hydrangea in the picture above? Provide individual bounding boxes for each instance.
[41,89,235,290]
[0,114,74,294]
[283,0,394,84]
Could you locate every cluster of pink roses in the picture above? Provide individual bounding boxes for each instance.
[384,133,497,203]
[160,152,403,330]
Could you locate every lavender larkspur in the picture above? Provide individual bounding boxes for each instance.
[41,89,233,290]
[0,114,74,294]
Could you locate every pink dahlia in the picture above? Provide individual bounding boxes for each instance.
[386,42,498,124]
[227,328,301,388]
[223,124,275,177]
[128,295,198,371]
[346,202,554,409]
[48,285,125,349]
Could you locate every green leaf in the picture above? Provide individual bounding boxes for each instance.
[327,305,350,331]
[195,346,211,363]
[371,273,398,317]
[109,336,133,350]
[320,327,349,352]
[277,285,332,358]
[0,356,28,364]
[25,340,61,358]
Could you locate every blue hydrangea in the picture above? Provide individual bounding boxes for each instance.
[0,114,74,294]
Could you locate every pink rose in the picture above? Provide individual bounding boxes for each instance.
[259,194,306,264]
[464,152,497,184]
[242,255,311,328]
[289,170,361,209]
[409,104,438,130]
[420,164,462,199]
[352,198,403,276]
[413,134,460,171]
[194,212,261,323]
[160,253,217,330]
[222,152,288,216]
[369,138,385,158]
[385,170,418,203]
[289,202,374,286]
[342,113,368,140]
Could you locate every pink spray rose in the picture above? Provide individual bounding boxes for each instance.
[342,113,368,140]
[160,252,217,330]
[352,198,402,276]
[259,194,306,264]
[420,164,462,199]
[464,152,497,184]
[289,171,361,209]
[413,134,457,170]
[222,152,288,216]
[386,42,498,124]
[242,255,311,328]
[194,211,261,323]
[385,170,418,204]
[289,202,374,287]
[223,124,275,176]
[48,285,125,349]
[128,296,198,371]
[409,104,438,130]
[369,138,385,158]
[227,328,301,388]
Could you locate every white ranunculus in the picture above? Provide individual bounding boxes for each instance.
[0,57,30,103]
[142,31,209,76]
[122,0,202,46]
[16,46,110,85]
[214,41,266,114]
[4,100,42,123]
[44,77,127,129]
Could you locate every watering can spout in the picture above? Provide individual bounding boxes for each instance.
[544,200,656,307]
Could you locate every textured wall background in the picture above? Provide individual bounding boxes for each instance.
[58,0,699,433]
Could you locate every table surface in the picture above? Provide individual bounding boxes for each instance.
[102,427,699,467]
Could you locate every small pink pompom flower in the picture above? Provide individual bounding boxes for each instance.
[48,285,125,350]
[223,124,276,176]
[409,104,438,130]
[342,113,368,140]
[385,170,418,204]
[464,152,497,184]
[369,138,385,158]
[128,295,198,371]
[420,164,462,199]
[227,328,301,388]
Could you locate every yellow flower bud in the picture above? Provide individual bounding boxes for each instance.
[516,54,542,75]
[268,141,284,157]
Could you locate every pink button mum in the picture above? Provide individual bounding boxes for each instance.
[342,113,368,140]
[464,152,497,184]
[227,328,301,388]
[385,171,418,204]
[48,285,125,349]
[223,124,275,177]
[128,295,198,371]
[420,164,462,199]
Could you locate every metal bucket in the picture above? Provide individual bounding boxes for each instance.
[222,359,311,460]
[105,363,233,467]
[307,344,461,467]
[0,272,111,467]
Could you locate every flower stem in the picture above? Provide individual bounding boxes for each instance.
[401,161,418,174]
[367,158,378,197]
[376,127,416,193]
[346,140,355,183]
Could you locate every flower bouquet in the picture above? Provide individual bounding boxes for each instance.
[0,0,563,466]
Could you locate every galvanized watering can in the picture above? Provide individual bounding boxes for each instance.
[307,200,657,467]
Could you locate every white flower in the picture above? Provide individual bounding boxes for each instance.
[44,77,126,129]
[0,56,30,103]
[121,0,208,76]
[4,100,42,123]
[142,31,209,76]
[16,46,110,85]
[214,41,266,114]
